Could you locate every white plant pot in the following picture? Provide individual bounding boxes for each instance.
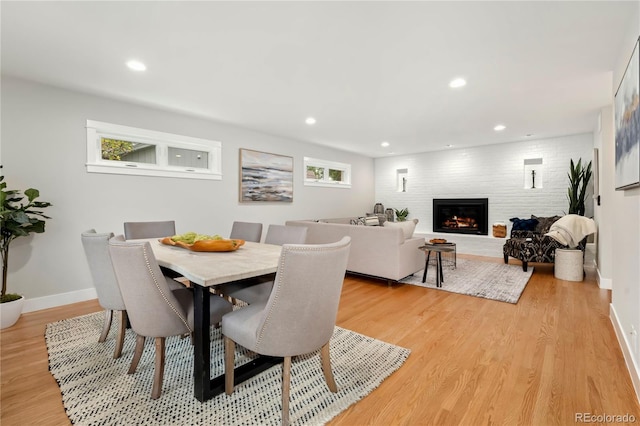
[1,296,25,329]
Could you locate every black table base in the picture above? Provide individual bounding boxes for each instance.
[192,283,282,401]
[210,356,282,396]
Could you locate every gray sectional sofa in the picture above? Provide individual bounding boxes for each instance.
[285,218,424,283]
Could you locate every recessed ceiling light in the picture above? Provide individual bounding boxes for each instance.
[494,124,506,131]
[526,134,533,137]
[381,141,390,147]
[446,144,454,148]
[305,117,316,125]
[449,78,466,88]
[126,60,146,71]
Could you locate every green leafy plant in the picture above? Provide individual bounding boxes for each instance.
[101,138,135,160]
[567,158,592,216]
[1,176,52,303]
[394,208,409,222]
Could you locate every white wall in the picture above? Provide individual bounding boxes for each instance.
[608,4,640,402]
[374,134,594,238]
[1,76,375,309]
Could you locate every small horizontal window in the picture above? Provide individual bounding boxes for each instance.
[86,120,222,180]
[304,157,351,188]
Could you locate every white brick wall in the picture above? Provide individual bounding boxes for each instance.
[374,133,594,255]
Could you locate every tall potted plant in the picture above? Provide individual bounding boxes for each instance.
[567,158,592,216]
[1,176,52,328]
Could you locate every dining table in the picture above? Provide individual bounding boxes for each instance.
[146,238,283,402]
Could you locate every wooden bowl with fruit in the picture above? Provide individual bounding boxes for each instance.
[429,238,448,244]
[160,232,245,252]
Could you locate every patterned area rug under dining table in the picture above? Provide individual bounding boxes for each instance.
[45,312,410,425]
[400,258,534,304]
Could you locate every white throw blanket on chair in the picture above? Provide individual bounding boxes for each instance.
[544,214,596,248]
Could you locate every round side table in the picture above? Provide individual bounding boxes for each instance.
[418,243,456,287]
[554,248,584,281]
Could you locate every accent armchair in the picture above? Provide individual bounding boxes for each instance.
[503,215,586,272]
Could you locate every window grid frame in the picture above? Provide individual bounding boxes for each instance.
[303,157,352,188]
[86,120,222,180]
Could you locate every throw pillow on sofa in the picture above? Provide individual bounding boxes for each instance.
[366,212,386,225]
[364,216,380,226]
[383,218,418,239]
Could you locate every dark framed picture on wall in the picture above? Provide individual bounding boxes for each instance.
[614,36,640,190]
[239,148,293,202]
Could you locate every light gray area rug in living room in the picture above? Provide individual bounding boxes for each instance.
[400,258,534,304]
[45,312,410,426]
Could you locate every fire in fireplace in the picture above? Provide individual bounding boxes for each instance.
[433,198,488,235]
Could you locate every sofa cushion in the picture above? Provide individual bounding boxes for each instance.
[510,217,538,231]
[532,215,562,234]
[383,218,417,239]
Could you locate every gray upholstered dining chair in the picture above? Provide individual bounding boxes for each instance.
[123,220,189,285]
[123,220,176,240]
[229,221,263,243]
[264,224,308,246]
[81,229,128,358]
[218,224,308,304]
[108,235,233,399]
[223,236,351,426]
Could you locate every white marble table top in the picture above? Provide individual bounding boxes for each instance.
[145,239,282,287]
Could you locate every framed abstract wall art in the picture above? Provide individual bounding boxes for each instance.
[614,36,640,190]
[239,148,293,202]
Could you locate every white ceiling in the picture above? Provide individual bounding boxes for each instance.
[1,1,635,157]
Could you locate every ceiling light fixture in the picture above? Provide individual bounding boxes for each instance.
[446,144,453,148]
[449,78,466,88]
[126,60,147,71]
[305,117,316,125]
[381,141,390,147]
[494,124,506,131]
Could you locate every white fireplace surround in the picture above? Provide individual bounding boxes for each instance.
[375,133,593,256]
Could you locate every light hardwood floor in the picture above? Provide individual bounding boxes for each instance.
[2,255,639,425]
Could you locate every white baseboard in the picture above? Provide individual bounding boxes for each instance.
[597,267,613,290]
[23,288,97,313]
[610,303,640,404]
